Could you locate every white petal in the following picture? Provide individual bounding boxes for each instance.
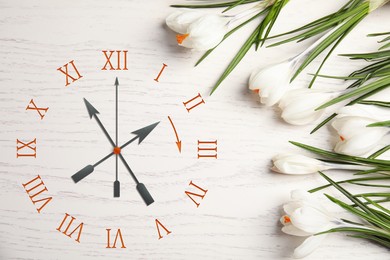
[180,14,227,50]
[290,206,332,233]
[282,224,312,237]
[279,89,332,125]
[293,235,327,258]
[166,10,204,34]
[334,129,388,156]
[248,61,293,106]
[283,202,302,215]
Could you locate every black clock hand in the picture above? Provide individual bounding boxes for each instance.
[114,77,119,197]
[84,98,115,147]
[118,153,154,206]
[71,113,159,205]
[72,121,160,184]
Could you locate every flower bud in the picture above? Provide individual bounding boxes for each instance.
[332,116,389,156]
[166,10,228,50]
[249,61,293,106]
[279,89,334,125]
[272,153,329,174]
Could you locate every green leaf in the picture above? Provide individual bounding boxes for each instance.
[320,173,388,223]
[369,145,390,159]
[367,120,390,127]
[317,226,390,240]
[307,14,364,88]
[362,196,390,215]
[341,50,390,60]
[348,234,390,248]
[171,0,259,9]
[195,10,265,66]
[290,10,368,82]
[210,24,260,95]
[323,193,390,231]
[316,75,390,110]
[358,100,390,108]
[310,113,337,134]
[309,176,390,193]
[290,141,390,167]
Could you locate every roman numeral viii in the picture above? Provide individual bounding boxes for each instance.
[22,175,52,213]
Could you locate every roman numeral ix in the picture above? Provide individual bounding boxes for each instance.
[17,138,37,158]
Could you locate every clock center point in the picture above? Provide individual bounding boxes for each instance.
[113,146,121,155]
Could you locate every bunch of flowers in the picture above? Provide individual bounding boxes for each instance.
[165,1,390,258]
[166,0,389,94]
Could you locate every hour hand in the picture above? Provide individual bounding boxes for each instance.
[72,165,94,183]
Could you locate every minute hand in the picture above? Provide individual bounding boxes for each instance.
[72,120,160,182]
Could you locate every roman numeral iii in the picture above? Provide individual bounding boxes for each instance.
[22,175,52,213]
[197,140,217,159]
[102,50,128,70]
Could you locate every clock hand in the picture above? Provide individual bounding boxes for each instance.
[72,121,160,184]
[118,153,154,206]
[114,77,119,197]
[83,98,115,147]
[71,121,159,205]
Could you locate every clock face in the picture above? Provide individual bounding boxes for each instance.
[3,1,225,255]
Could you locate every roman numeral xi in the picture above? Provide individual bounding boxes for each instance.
[57,60,83,87]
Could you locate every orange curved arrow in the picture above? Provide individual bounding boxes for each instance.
[167,116,181,153]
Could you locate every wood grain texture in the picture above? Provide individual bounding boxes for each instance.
[0,0,389,259]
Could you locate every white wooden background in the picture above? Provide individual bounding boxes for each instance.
[0,0,389,259]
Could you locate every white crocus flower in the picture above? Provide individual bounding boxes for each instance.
[166,10,229,50]
[272,153,370,174]
[249,23,342,106]
[249,60,295,106]
[281,190,352,258]
[279,89,336,125]
[331,116,389,156]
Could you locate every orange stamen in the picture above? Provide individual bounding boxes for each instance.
[283,215,291,224]
[176,33,189,44]
[339,135,345,141]
[253,89,260,94]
